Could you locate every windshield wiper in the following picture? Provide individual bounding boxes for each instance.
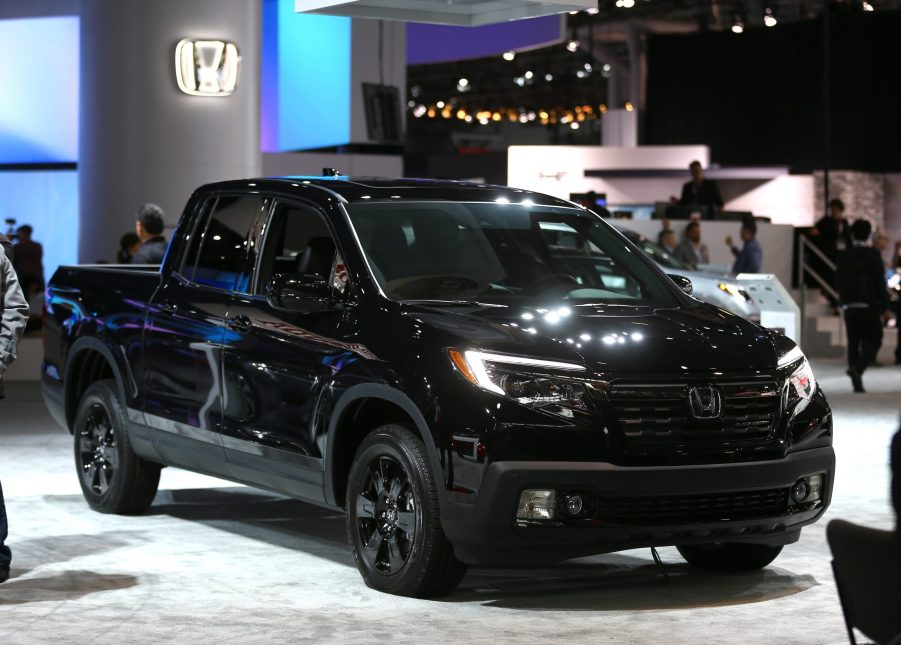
[402,299,506,308]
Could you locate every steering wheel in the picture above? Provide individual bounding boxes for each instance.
[527,272,580,294]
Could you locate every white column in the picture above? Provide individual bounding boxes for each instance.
[78,0,262,263]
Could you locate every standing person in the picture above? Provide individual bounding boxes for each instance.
[725,219,763,274]
[117,232,141,264]
[835,219,891,393]
[131,204,167,265]
[12,224,43,286]
[659,229,678,255]
[673,221,709,270]
[1,237,29,583]
[811,199,852,310]
[673,161,724,220]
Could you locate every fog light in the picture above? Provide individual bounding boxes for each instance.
[791,480,808,504]
[517,489,556,520]
[791,474,825,505]
[564,494,584,516]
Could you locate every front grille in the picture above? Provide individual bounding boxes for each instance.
[606,378,781,453]
[592,487,790,525]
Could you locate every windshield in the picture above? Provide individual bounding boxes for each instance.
[347,202,678,306]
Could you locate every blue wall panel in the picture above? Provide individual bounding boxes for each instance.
[0,171,79,279]
[262,0,351,152]
[0,17,79,163]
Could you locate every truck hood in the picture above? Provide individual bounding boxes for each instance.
[405,302,778,375]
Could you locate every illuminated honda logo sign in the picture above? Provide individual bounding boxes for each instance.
[175,38,241,96]
[688,385,723,420]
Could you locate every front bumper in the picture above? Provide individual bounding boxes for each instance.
[440,446,835,565]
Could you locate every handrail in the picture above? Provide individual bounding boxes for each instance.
[797,235,838,302]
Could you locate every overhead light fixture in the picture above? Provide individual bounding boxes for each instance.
[456,77,470,92]
[544,73,554,82]
[502,51,515,61]
[624,101,634,112]
[412,105,426,118]
[615,0,636,7]
[586,7,599,15]
[731,17,745,33]
[566,40,580,53]
[862,1,874,10]
[513,76,526,87]
[524,70,534,80]
[764,8,777,27]
[583,62,593,72]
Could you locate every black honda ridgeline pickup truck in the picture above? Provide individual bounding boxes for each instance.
[43,176,834,597]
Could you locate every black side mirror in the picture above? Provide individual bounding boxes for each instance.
[668,274,693,295]
[266,272,332,310]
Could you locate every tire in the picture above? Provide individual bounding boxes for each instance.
[677,542,784,572]
[345,424,467,597]
[73,379,161,514]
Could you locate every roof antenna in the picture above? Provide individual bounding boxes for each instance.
[322,167,341,177]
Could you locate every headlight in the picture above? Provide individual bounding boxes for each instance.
[718,282,752,303]
[778,346,817,413]
[448,349,590,418]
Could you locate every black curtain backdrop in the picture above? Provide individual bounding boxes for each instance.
[645,9,901,172]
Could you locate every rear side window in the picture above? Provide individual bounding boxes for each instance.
[189,195,268,292]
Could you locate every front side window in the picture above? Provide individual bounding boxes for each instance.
[256,202,342,295]
[188,195,268,292]
[347,202,677,305]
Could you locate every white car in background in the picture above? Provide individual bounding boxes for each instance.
[617,227,761,322]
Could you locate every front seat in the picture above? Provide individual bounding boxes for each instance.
[296,237,336,278]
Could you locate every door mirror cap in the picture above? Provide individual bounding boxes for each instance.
[668,274,693,295]
[266,273,331,310]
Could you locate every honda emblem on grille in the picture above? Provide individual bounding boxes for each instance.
[688,385,723,420]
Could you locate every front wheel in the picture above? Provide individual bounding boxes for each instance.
[346,424,466,597]
[677,542,783,571]
[73,379,161,514]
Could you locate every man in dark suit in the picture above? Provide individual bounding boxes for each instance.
[131,204,168,265]
[676,161,723,220]
[835,219,891,392]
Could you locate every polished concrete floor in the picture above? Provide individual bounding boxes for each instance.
[0,359,898,644]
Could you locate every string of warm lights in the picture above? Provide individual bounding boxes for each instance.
[408,100,638,128]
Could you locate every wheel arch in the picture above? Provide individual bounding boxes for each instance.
[324,384,447,511]
[64,337,131,433]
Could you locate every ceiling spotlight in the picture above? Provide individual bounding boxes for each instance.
[584,62,593,72]
[502,51,516,61]
[566,40,580,53]
[436,101,445,108]
[586,7,599,14]
[624,101,634,112]
[545,73,554,82]
[764,8,777,27]
[862,1,874,10]
[731,17,745,33]
[616,0,636,7]
[410,85,422,98]
[570,122,580,129]
[524,70,534,80]
[456,78,470,92]
[514,76,526,87]
[601,63,612,78]
[576,70,588,79]
[412,105,427,118]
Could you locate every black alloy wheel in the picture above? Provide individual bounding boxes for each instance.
[346,424,467,597]
[78,402,119,496]
[355,454,417,574]
[73,380,161,514]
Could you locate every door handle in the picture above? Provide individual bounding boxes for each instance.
[226,314,253,333]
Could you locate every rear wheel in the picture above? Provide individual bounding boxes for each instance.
[677,542,783,571]
[73,379,161,514]
[346,424,466,597]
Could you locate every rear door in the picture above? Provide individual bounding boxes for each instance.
[141,193,268,475]
[219,198,353,501]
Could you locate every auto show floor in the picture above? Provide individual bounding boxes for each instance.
[1,359,898,644]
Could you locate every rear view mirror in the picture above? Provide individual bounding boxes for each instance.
[266,273,332,310]
[668,274,693,295]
